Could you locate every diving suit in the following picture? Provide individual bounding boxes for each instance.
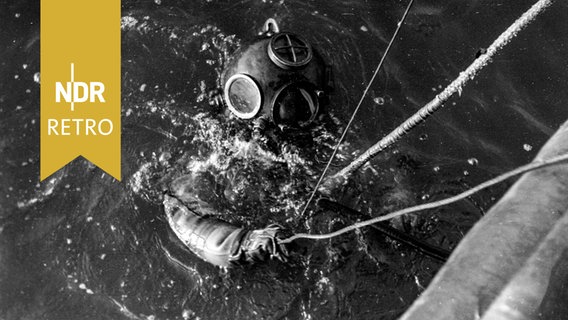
[164,19,332,267]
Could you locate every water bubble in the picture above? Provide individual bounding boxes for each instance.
[182,310,194,320]
[523,144,533,151]
[373,97,385,105]
[360,25,368,32]
[22,64,28,69]
[120,16,138,30]
[159,152,171,165]
[433,166,440,172]
[419,133,428,141]
[15,13,20,18]
[154,0,162,4]
[463,170,469,176]
[467,158,479,166]
[33,72,40,83]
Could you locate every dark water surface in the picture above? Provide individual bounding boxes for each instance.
[1,0,568,319]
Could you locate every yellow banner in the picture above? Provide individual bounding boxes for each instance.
[41,0,121,181]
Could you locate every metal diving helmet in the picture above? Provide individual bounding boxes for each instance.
[220,18,331,129]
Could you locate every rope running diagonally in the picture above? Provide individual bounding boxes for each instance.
[324,0,556,187]
[280,153,568,244]
[299,0,416,216]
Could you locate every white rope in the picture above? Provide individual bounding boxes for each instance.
[281,152,568,244]
[324,0,555,189]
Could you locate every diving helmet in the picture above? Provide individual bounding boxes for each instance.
[220,19,331,128]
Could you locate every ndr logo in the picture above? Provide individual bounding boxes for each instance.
[48,63,113,137]
[55,63,105,111]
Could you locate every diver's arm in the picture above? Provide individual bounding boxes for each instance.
[164,194,287,267]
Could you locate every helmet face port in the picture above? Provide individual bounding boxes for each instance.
[268,32,313,70]
[224,74,262,119]
[271,83,318,128]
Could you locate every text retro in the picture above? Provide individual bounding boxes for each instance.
[49,63,114,136]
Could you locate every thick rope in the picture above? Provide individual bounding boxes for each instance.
[279,153,568,244]
[299,0,416,216]
[322,0,555,189]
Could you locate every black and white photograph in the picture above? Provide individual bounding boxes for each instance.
[1,0,568,319]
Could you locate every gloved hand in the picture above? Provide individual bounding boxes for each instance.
[238,224,289,263]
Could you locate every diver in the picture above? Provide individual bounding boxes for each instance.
[164,19,331,267]
[163,19,449,268]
